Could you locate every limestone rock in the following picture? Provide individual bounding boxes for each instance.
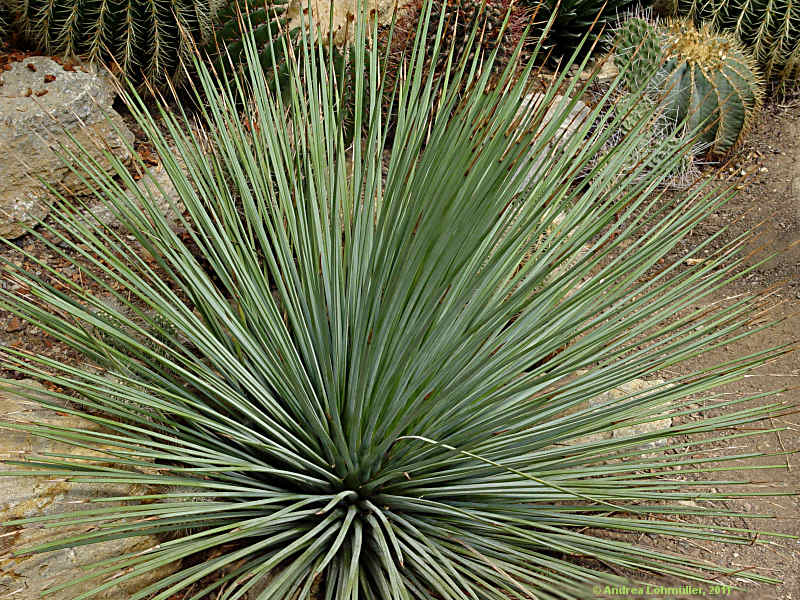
[571,377,673,454]
[92,162,185,230]
[513,94,592,195]
[597,54,620,83]
[287,0,396,45]
[601,378,674,453]
[0,57,134,239]
[0,381,177,599]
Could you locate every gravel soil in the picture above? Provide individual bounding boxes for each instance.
[589,100,800,600]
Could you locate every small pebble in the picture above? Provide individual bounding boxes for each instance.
[6,317,25,333]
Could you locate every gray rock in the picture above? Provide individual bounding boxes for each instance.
[0,380,177,599]
[92,162,185,230]
[513,93,592,195]
[597,54,620,83]
[571,377,673,455]
[605,379,673,454]
[0,57,134,238]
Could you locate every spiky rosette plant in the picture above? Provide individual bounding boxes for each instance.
[675,0,800,86]
[5,0,226,88]
[0,2,793,599]
[521,0,637,55]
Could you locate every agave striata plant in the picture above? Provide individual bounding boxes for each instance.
[0,2,793,599]
[523,0,636,55]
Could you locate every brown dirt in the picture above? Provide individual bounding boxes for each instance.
[596,100,800,600]
[687,99,800,600]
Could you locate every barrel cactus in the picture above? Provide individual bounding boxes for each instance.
[205,0,293,75]
[613,17,763,156]
[613,16,665,90]
[5,0,227,88]
[608,19,698,186]
[660,21,763,155]
[675,0,800,86]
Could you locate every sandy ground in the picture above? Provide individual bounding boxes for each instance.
[679,100,800,600]
[604,100,800,600]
